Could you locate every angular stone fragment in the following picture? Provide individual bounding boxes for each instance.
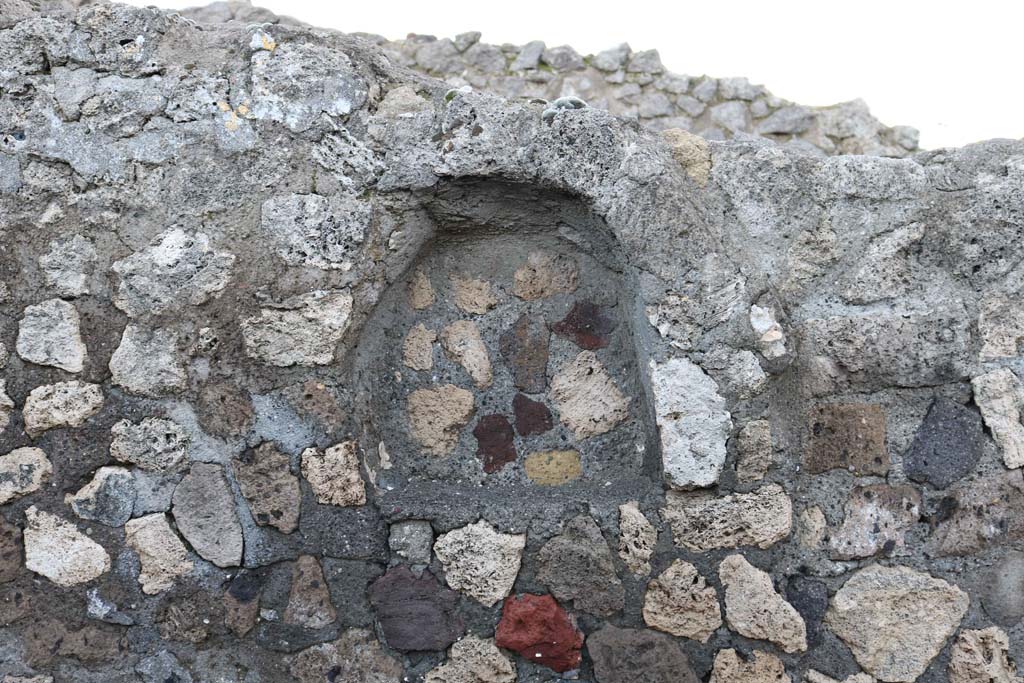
[829,485,921,560]
[0,447,51,505]
[442,320,492,389]
[223,571,261,637]
[241,289,353,367]
[233,442,301,533]
[16,298,87,372]
[284,555,336,629]
[662,483,792,551]
[512,393,552,435]
[451,274,498,314]
[408,384,475,455]
[23,506,110,586]
[23,381,104,436]
[65,466,136,527]
[661,128,712,186]
[0,516,22,583]
[426,635,516,683]
[110,417,189,471]
[804,403,889,475]
[434,520,525,607]
[648,357,731,489]
[260,192,369,270]
[473,414,517,473]
[797,506,827,548]
[642,559,721,642]
[719,553,807,653]
[300,441,366,507]
[499,315,550,393]
[551,301,615,350]
[403,322,436,371]
[112,229,235,317]
[736,419,774,482]
[39,235,97,297]
[512,251,579,301]
[551,351,629,439]
[825,564,969,682]
[109,325,187,397]
[588,624,699,683]
[903,398,984,488]
[171,463,243,568]
[288,628,403,683]
[972,369,1024,469]
[495,594,583,673]
[125,513,193,595]
[409,267,435,309]
[0,381,12,433]
[750,304,787,359]
[948,627,1020,683]
[703,346,769,399]
[537,515,624,616]
[369,565,464,652]
[136,651,192,683]
[195,382,254,438]
[524,450,581,485]
[984,551,1024,627]
[979,295,1024,360]
[618,501,656,575]
[389,520,433,565]
[709,649,791,683]
[930,470,1024,556]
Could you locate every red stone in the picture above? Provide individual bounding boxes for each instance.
[473,415,517,473]
[512,393,553,436]
[551,301,615,350]
[495,594,584,672]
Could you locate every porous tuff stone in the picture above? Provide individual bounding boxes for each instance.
[408,267,436,310]
[403,322,437,371]
[524,449,582,485]
[233,442,301,533]
[979,296,1024,361]
[804,403,890,475]
[499,315,550,394]
[65,466,136,527]
[260,192,369,271]
[495,594,583,673]
[473,414,517,473]
[287,628,403,683]
[284,555,337,629]
[109,325,187,397]
[662,128,712,186]
[171,463,243,568]
[972,369,1024,469]
[241,289,354,367]
[22,381,104,436]
[512,251,579,301]
[948,627,1020,683]
[587,624,699,683]
[433,520,525,607]
[709,649,792,683]
[39,235,97,297]
[718,553,807,653]
[618,501,657,575]
[442,320,493,389]
[903,398,985,488]
[425,635,516,683]
[550,351,630,439]
[124,513,193,595]
[368,565,464,652]
[735,419,774,483]
[828,484,921,560]
[0,447,52,505]
[662,483,792,551]
[16,298,87,372]
[0,381,12,433]
[23,506,111,587]
[648,357,732,489]
[825,564,969,682]
[408,384,476,455]
[512,393,553,435]
[930,470,1024,556]
[300,440,366,507]
[536,514,624,616]
[451,274,499,315]
[110,417,190,471]
[642,559,721,642]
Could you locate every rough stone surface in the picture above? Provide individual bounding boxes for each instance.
[828,484,921,560]
[23,506,111,587]
[124,513,193,595]
[403,322,436,371]
[301,441,366,506]
[618,501,656,575]
[495,594,583,673]
[512,393,553,436]
[930,470,1024,556]
[524,449,582,485]
[287,628,403,682]
[241,290,353,367]
[709,649,792,683]
[39,235,97,297]
[984,551,1024,627]
[0,516,22,583]
[369,565,464,652]
[473,414,517,473]
[719,553,807,653]
[233,442,301,533]
[948,627,1020,683]
[16,298,87,372]
[408,384,476,455]
[389,520,434,565]
[451,275,499,315]
[551,301,615,350]
[110,417,189,471]
[0,447,52,505]
[171,463,244,568]
[65,466,136,527]
[588,624,699,683]
[643,559,722,642]
[551,351,630,439]
[260,192,368,270]
[109,325,186,397]
[804,403,890,475]
[825,564,969,682]
[536,514,625,616]
[425,636,516,683]
[434,520,525,607]
[0,381,12,433]
[512,251,579,301]
[662,484,792,551]
[735,419,774,483]
[499,315,551,393]
[284,555,337,629]
[903,398,985,488]
[442,320,493,389]
[22,381,104,436]
[972,369,1024,469]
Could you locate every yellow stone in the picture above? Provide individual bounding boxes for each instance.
[525,450,582,486]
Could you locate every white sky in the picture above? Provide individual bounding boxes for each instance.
[134,0,1023,150]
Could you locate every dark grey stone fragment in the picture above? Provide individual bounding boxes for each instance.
[903,397,984,488]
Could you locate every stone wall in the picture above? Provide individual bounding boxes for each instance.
[1,2,1023,683]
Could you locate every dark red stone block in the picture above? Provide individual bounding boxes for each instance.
[512,393,553,436]
[368,566,464,652]
[499,314,550,393]
[473,414,517,473]
[495,593,583,673]
[551,301,615,350]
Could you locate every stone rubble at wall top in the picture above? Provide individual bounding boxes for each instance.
[0,0,1022,682]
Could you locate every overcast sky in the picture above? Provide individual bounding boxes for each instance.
[135,0,1022,150]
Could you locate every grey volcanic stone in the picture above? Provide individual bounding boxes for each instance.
[588,624,699,683]
[903,398,985,488]
[536,514,625,616]
[983,551,1024,627]
[171,463,243,568]
[369,565,464,652]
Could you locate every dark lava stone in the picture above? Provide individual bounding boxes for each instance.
[903,397,984,489]
[368,565,464,652]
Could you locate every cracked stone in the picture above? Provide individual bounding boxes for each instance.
[288,628,403,683]
[301,440,366,507]
[434,520,525,607]
[537,514,624,616]
[65,466,136,527]
[524,450,581,486]
[403,323,436,371]
[234,442,301,533]
[16,298,87,373]
[735,419,774,483]
[109,325,187,397]
[972,369,1024,469]
[241,289,353,367]
[473,414,517,474]
[512,251,579,301]
[642,559,721,642]
[828,484,921,560]
[408,384,475,456]
[23,380,104,436]
[125,513,193,595]
[452,274,498,314]
[499,315,550,394]
[551,301,615,350]
[512,393,552,436]
[719,553,807,653]
[425,635,516,683]
[903,398,985,488]
[284,555,337,629]
[709,649,791,683]
[39,235,97,297]
[618,501,656,576]
[551,351,629,439]
[495,594,583,673]
[948,627,1020,683]
[442,320,492,389]
[409,267,435,310]
[369,565,464,652]
[110,417,189,471]
[171,463,243,568]
[662,483,792,551]
[23,506,111,587]
[825,564,969,682]
[260,192,369,270]
[0,447,52,505]
[804,403,889,475]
